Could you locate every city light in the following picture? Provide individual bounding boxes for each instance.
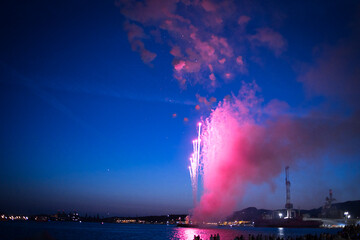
[1,215,28,221]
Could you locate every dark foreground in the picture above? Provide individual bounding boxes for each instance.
[0,221,346,240]
[195,225,360,240]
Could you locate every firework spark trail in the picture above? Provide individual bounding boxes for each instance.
[188,123,202,207]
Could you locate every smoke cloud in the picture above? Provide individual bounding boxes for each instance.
[193,82,360,221]
[117,0,285,89]
[298,35,360,106]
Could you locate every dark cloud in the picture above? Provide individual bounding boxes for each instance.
[298,36,360,107]
[297,5,360,109]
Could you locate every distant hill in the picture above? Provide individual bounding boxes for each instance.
[227,207,272,221]
[333,200,360,217]
[227,200,360,221]
[300,200,360,218]
[103,214,187,223]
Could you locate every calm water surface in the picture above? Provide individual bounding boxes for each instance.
[0,221,341,240]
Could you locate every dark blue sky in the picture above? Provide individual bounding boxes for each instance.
[0,0,359,216]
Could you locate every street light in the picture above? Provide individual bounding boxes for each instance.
[344,212,349,225]
[279,213,283,218]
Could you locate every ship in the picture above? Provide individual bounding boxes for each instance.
[254,217,322,228]
[176,223,199,228]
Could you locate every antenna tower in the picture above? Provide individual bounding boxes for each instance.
[285,166,293,218]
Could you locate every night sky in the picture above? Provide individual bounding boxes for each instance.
[0,0,359,217]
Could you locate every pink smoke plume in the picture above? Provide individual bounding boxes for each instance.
[117,0,285,89]
[248,28,287,57]
[193,82,360,221]
[123,22,157,64]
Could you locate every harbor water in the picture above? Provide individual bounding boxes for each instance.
[0,221,341,240]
